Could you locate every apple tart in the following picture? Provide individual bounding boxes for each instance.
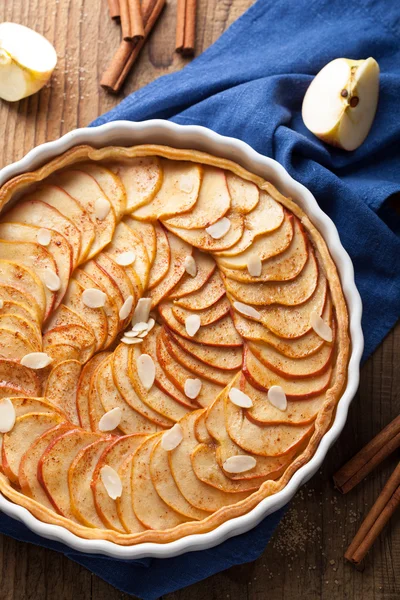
[0,144,349,545]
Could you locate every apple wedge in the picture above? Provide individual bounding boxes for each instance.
[147,223,171,290]
[44,359,82,425]
[132,160,202,221]
[0,260,46,322]
[168,411,249,511]
[3,199,82,268]
[69,437,114,528]
[19,423,73,509]
[79,162,127,219]
[169,250,216,299]
[215,213,294,268]
[109,156,162,212]
[92,434,147,531]
[164,167,231,229]
[165,211,244,252]
[3,412,65,484]
[220,218,308,282]
[132,434,189,529]
[38,428,100,519]
[159,303,243,347]
[223,249,318,307]
[226,172,259,214]
[302,57,380,151]
[173,270,225,311]
[150,438,209,520]
[149,231,192,308]
[172,296,230,328]
[76,352,110,430]
[215,192,284,257]
[29,185,95,264]
[116,455,146,533]
[0,222,72,309]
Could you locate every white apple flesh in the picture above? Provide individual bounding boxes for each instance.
[302,57,380,151]
[0,22,57,102]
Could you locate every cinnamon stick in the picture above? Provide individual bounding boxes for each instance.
[120,0,144,41]
[345,462,400,565]
[175,0,197,56]
[101,0,165,93]
[107,0,120,20]
[333,415,400,494]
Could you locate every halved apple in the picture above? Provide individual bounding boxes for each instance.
[302,57,379,151]
[132,160,202,221]
[164,167,231,229]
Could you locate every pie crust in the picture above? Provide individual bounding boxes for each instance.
[0,144,349,545]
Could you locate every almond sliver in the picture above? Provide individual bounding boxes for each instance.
[116,251,136,266]
[0,398,16,433]
[228,387,253,408]
[161,423,183,450]
[184,255,197,277]
[185,314,201,337]
[184,378,202,399]
[98,407,122,432]
[132,298,151,325]
[119,295,134,321]
[37,228,51,246]
[310,311,333,342]
[43,269,61,292]
[137,353,155,390]
[223,455,257,474]
[267,385,287,411]
[82,288,107,308]
[233,301,261,320]
[21,352,53,369]
[94,197,111,220]
[247,254,262,277]
[100,465,122,499]
[206,217,231,239]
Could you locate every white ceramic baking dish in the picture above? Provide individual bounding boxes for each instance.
[0,120,363,558]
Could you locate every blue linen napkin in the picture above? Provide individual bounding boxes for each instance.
[1,0,400,597]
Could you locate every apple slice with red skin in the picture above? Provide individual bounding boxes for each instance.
[76,352,110,430]
[43,324,96,364]
[44,359,82,425]
[172,296,230,327]
[116,454,146,533]
[0,284,41,328]
[149,231,192,308]
[95,253,137,309]
[226,172,259,214]
[168,330,243,371]
[109,156,162,212]
[0,327,36,361]
[104,221,150,291]
[62,279,108,351]
[0,314,41,351]
[0,260,46,323]
[38,428,100,519]
[0,360,41,396]
[164,167,231,229]
[45,343,81,365]
[173,270,225,311]
[169,249,216,300]
[147,223,171,290]
[79,162,127,219]
[123,217,156,265]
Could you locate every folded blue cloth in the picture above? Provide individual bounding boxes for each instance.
[1,0,399,597]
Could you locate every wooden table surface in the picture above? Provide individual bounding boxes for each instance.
[0,1,399,599]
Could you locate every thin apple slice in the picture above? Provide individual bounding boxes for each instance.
[19,423,73,509]
[156,331,223,408]
[38,428,100,519]
[56,169,117,260]
[63,279,108,351]
[132,160,202,221]
[130,329,191,421]
[79,162,126,219]
[123,217,156,265]
[214,192,284,257]
[44,359,82,425]
[105,221,150,291]
[172,296,230,328]
[43,324,96,364]
[169,250,216,299]
[224,394,314,457]
[165,167,231,229]
[112,343,168,429]
[74,269,119,349]
[29,185,95,264]
[168,330,243,372]
[0,260,46,322]
[165,211,244,252]
[0,327,36,361]
[3,412,65,484]
[0,360,41,396]
[132,434,189,529]
[0,303,40,344]
[96,355,159,434]
[44,303,87,333]
[215,214,294,268]
[0,240,57,319]
[109,156,162,212]
[92,434,147,531]
[247,330,333,379]
[220,218,308,282]
[241,376,325,426]
[223,249,318,307]
[3,199,82,268]
[0,222,72,310]
[173,270,225,311]
[162,329,234,386]
[69,437,114,527]
[226,172,259,214]
[149,231,192,307]
[116,454,146,533]
[150,438,209,520]
[194,411,212,443]
[147,223,170,290]
[45,343,81,365]
[0,314,41,351]
[82,260,127,327]
[159,303,243,347]
[0,284,42,328]
[76,352,110,430]
[191,443,266,493]
[95,253,137,308]
[243,347,333,400]
[169,411,249,511]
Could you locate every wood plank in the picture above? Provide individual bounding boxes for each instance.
[0,1,398,599]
